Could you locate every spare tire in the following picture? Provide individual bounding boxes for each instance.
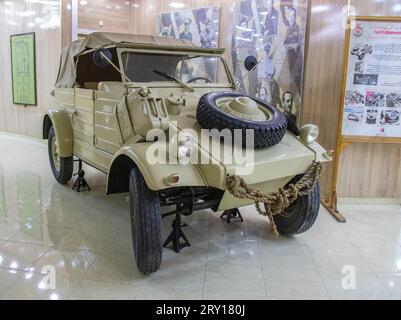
[196,92,287,148]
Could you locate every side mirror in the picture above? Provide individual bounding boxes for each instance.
[244,55,257,72]
[93,48,112,68]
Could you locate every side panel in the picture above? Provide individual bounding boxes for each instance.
[54,88,74,113]
[94,91,125,154]
[74,88,95,146]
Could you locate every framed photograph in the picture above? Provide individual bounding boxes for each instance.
[10,32,37,106]
[231,0,309,122]
[155,5,220,48]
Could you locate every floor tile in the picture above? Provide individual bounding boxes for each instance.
[9,222,71,246]
[359,247,401,274]
[1,272,78,300]
[83,252,145,283]
[69,279,140,300]
[31,248,97,278]
[0,241,50,271]
[308,246,371,273]
[320,268,390,300]
[259,243,317,271]
[376,273,401,299]
[0,269,23,295]
[204,261,265,297]
[264,266,329,299]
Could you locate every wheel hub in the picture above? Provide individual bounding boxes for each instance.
[51,136,61,171]
[216,96,270,121]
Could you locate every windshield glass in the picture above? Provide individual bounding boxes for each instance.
[120,52,231,85]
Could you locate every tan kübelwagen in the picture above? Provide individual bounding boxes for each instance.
[43,32,331,274]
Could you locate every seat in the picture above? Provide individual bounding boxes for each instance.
[98,81,124,93]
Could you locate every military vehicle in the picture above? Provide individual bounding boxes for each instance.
[43,33,331,274]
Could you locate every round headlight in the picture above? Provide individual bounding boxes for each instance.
[299,124,319,145]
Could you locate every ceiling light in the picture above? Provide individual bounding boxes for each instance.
[80,0,88,6]
[170,2,185,9]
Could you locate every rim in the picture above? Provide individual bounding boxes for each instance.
[51,136,61,171]
[278,201,298,218]
[215,96,272,122]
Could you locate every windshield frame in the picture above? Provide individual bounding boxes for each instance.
[116,48,234,88]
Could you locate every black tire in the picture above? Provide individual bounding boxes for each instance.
[196,92,287,148]
[274,182,320,235]
[129,166,162,274]
[47,126,73,184]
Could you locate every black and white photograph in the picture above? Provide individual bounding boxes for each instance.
[346,111,364,123]
[231,0,308,120]
[155,6,219,48]
[386,92,401,108]
[382,109,400,125]
[365,109,378,124]
[355,60,364,73]
[353,73,378,86]
[345,90,365,105]
[365,91,385,107]
[350,44,373,61]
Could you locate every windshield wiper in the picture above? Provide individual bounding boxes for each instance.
[153,70,194,92]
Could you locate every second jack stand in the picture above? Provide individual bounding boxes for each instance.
[72,159,91,192]
[163,205,190,253]
[221,208,243,223]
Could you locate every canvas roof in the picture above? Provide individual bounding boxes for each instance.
[55,32,224,88]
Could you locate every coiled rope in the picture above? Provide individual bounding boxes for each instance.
[226,162,322,236]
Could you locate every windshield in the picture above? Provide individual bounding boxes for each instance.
[120,52,231,86]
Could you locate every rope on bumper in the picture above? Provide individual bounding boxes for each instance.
[226,162,322,236]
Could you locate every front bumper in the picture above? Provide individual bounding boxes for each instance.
[212,133,331,211]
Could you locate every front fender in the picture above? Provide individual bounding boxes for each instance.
[108,142,207,192]
[47,107,73,157]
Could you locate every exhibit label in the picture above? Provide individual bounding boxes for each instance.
[342,20,401,138]
[10,32,37,106]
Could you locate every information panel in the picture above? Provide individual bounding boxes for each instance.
[10,32,37,106]
[342,19,401,138]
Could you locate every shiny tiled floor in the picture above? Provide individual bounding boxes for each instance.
[0,132,401,300]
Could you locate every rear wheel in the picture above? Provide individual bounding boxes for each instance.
[129,166,162,274]
[274,182,320,235]
[47,126,73,184]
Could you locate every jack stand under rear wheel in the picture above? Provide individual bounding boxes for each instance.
[221,208,243,223]
[163,204,190,253]
[72,159,91,192]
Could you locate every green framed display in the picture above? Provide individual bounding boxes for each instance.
[10,32,37,106]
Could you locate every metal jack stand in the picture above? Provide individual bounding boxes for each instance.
[163,204,190,253]
[72,159,91,192]
[220,208,243,223]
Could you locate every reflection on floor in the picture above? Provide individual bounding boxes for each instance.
[0,132,401,300]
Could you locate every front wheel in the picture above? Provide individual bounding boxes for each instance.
[274,182,320,235]
[129,166,162,274]
[47,126,73,184]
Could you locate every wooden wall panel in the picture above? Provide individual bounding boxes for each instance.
[78,0,131,33]
[61,0,72,47]
[301,0,349,199]
[0,0,61,138]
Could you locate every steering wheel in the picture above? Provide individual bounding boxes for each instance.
[187,77,212,83]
